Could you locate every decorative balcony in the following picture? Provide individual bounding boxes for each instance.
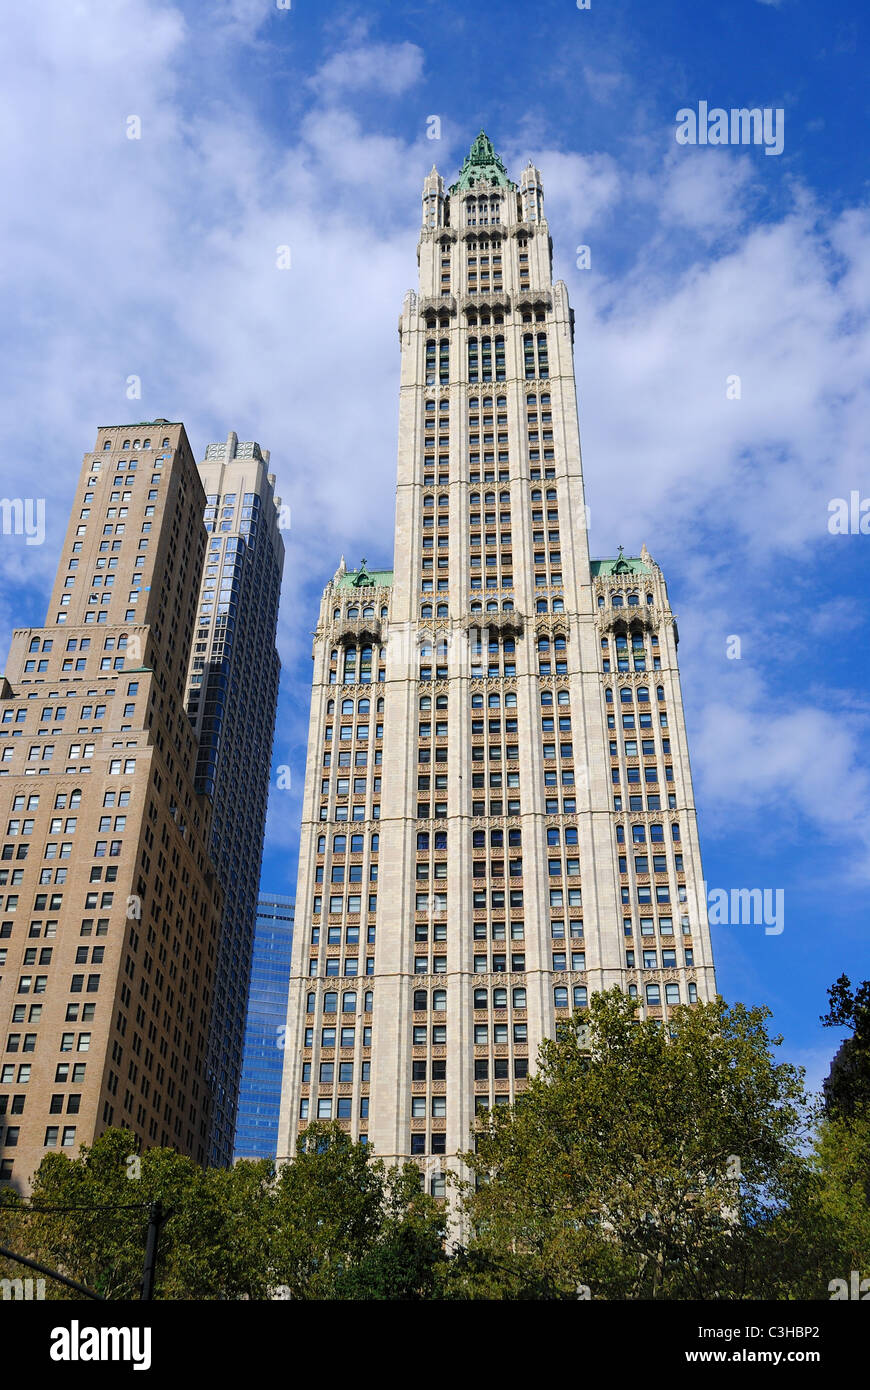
[461,292,511,316]
[332,616,382,646]
[418,294,456,317]
[464,610,525,639]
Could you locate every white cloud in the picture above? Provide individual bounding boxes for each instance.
[0,0,867,904]
[309,39,425,98]
[693,697,870,880]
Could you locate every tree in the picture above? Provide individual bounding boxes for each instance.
[820,974,870,1118]
[272,1123,447,1299]
[0,1127,275,1299]
[0,1124,447,1300]
[456,990,831,1299]
[813,1113,870,1274]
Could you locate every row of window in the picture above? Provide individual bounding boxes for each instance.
[102,436,169,451]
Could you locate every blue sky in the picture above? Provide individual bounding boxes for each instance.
[0,0,867,1098]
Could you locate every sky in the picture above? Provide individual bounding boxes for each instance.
[0,0,867,1099]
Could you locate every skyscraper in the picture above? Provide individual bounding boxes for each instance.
[277,134,716,1194]
[185,434,284,1167]
[0,421,224,1190]
[234,893,294,1161]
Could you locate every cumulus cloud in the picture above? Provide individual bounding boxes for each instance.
[309,39,425,97]
[0,0,867,900]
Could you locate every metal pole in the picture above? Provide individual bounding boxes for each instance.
[140,1200,162,1301]
[0,1243,104,1300]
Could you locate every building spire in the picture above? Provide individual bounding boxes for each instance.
[449,130,515,193]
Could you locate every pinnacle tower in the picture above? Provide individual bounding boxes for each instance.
[277,137,715,1194]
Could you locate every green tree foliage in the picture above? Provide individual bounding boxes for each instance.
[820,974,870,1118]
[272,1124,447,1299]
[0,1123,446,1300]
[2,994,866,1301]
[813,1114,870,1273]
[455,990,837,1299]
[0,1128,274,1299]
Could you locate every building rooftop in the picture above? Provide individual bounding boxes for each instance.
[590,555,652,576]
[333,564,394,590]
[449,130,515,193]
[96,419,179,429]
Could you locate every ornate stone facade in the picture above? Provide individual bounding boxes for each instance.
[277,135,716,1202]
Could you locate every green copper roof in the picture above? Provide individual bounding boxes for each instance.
[334,564,394,591]
[449,131,515,193]
[591,555,652,576]
[96,419,179,429]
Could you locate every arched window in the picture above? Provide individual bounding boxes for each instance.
[421,604,432,619]
[347,606,359,620]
